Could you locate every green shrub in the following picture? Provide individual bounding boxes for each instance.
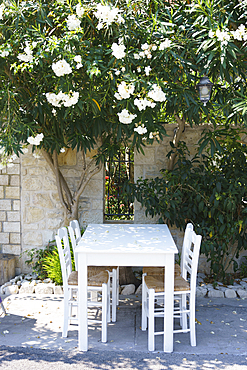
[132,128,247,282]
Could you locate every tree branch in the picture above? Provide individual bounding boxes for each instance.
[167,115,186,171]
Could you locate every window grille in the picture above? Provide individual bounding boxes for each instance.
[104,148,134,221]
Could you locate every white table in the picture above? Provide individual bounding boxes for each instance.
[76,223,178,352]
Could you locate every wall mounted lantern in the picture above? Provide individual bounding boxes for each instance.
[197,76,213,106]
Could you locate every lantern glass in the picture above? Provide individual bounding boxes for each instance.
[197,76,213,106]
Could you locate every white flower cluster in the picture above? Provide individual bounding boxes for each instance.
[134,43,156,60]
[115,81,135,100]
[117,109,136,124]
[134,98,156,111]
[147,84,166,102]
[232,24,247,41]
[111,42,126,59]
[215,29,230,45]
[94,4,124,30]
[134,124,147,135]
[46,91,79,107]
[17,43,33,63]
[27,133,44,146]
[159,39,172,50]
[74,55,83,69]
[52,59,72,77]
[0,50,9,57]
[76,3,84,18]
[0,3,4,20]
[67,14,81,31]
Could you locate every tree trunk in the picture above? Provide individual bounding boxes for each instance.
[167,115,186,171]
[119,266,141,288]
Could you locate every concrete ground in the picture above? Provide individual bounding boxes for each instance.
[0,294,247,369]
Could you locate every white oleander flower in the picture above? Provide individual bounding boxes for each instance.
[67,14,81,31]
[134,125,147,135]
[148,84,166,102]
[134,98,156,111]
[159,39,172,50]
[117,109,136,124]
[215,29,230,45]
[0,50,9,57]
[76,3,84,18]
[152,45,157,51]
[145,66,151,76]
[117,81,135,99]
[52,109,56,115]
[94,4,124,28]
[52,59,72,77]
[114,92,122,100]
[141,43,149,50]
[76,63,83,69]
[137,67,141,73]
[60,148,66,153]
[63,91,79,107]
[134,53,141,59]
[115,70,121,75]
[0,4,5,20]
[149,132,153,139]
[139,51,145,58]
[18,43,33,63]
[111,42,126,59]
[33,152,41,159]
[27,133,44,146]
[46,92,64,107]
[208,30,215,38]
[74,55,82,63]
[232,24,247,41]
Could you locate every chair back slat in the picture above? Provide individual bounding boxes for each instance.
[68,220,81,271]
[181,223,202,293]
[56,227,73,288]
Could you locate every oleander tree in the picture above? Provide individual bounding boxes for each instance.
[0,0,247,224]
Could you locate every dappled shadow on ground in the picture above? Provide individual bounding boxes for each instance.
[0,346,247,369]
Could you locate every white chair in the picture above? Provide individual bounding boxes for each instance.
[141,223,202,351]
[68,219,119,322]
[56,227,110,342]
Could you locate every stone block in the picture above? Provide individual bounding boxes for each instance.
[22,177,43,191]
[58,148,77,166]
[10,175,20,187]
[0,200,11,211]
[4,284,19,295]
[32,193,53,209]
[54,286,64,294]
[135,148,155,165]
[196,286,208,297]
[135,284,142,295]
[0,233,9,243]
[5,187,20,199]
[2,245,21,255]
[42,176,57,190]
[46,217,63,230]
[19,282,35,294]
[0,186,4,198]
[10,233,21,244]
[225,289,237,298]
[26,167,48,176]
[6,164,20,175]
[26,207,44,223]
[3,222,20,233]
[0,212,6,221]
[236,289,247,299]
[208,289,224,298]
[121,284,136,295]
[35,283,54,294]
[13,200,20,211]
[0,175,9,186]
[0,254,16,285]
[23,232,43,246]
[7,211,20,222]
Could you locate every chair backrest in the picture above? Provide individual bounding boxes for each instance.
[68,220,81,271]
[56,227,73,288]
[180,223,194,271]
[181,223,202,292]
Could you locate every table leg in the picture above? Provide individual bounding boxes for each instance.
[78,254,88,351]
[164,253,174,352]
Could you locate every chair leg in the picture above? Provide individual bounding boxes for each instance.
[62,289,69,338]
[190,294,196,346]
[142,276,147,331]
[107,279,111,323]
[116,267,119,305]
[181,293,187,330]
[148,288,155,351]
[111,268,117,322]
[101,283,108,343]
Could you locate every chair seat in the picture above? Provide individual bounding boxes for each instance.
[143,264,181,276]
[68,270,109,286]
[144,274,190,292]
[88,266,118,274]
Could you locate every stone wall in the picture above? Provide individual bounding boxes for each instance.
[0,158,21,274]
[0,123,245,274]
